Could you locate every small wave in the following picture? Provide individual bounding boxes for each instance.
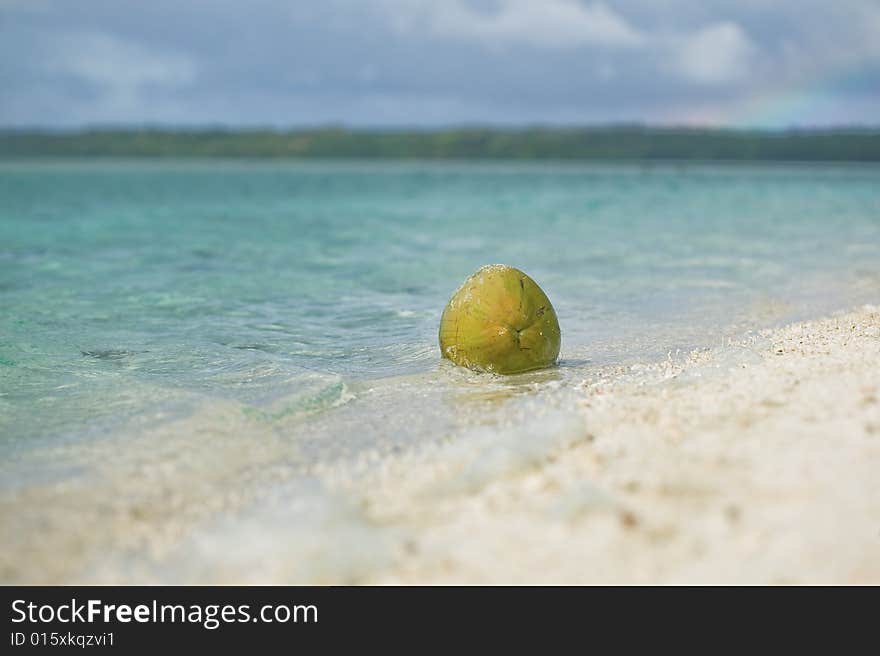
[147,479,395,584]
[245,375,355,423]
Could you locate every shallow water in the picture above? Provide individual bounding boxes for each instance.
[1,159,878,581]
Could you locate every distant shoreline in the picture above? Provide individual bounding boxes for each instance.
[3,126,880,161]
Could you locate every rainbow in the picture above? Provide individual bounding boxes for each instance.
[678,64,878,128]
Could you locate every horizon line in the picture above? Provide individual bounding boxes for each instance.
[3,123,880,134]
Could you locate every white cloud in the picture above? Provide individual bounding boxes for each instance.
[47,32,196,116]
[383,1,759,86]
[386,0,645,49]
[2,0,879,127]
[671,21,755,85]
[50,32,196,88]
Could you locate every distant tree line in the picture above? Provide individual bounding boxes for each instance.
[2,126,879,161]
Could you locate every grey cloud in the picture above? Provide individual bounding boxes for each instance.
[0,0,878,127]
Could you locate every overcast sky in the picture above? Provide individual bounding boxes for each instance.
[2,0,879,128]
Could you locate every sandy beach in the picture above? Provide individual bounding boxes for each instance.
[3,303,878,584]
[344,304,880,584]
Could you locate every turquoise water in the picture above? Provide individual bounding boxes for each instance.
[1,160,879,582]
[1,160,878,453]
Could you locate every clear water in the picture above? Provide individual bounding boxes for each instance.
[1,159,878,581]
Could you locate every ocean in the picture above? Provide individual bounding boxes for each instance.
[1,159,878,582]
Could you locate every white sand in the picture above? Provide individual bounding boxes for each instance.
[342,304,880,584]
[2,305,878,584]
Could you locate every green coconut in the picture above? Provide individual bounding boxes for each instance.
[439,264,561,374]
